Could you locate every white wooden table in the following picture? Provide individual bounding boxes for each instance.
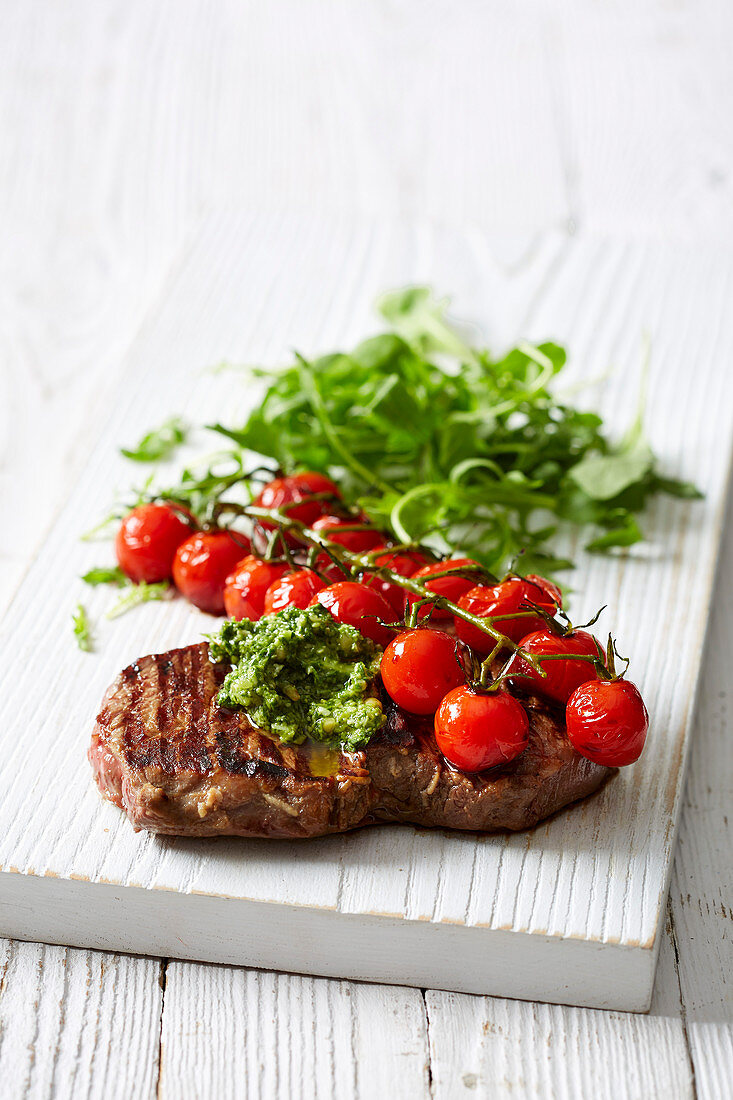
[0,2,731,1096]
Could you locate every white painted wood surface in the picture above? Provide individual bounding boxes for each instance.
[0,0,731,1096]
[1,215,729,1013]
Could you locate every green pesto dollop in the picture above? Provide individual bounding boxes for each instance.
[207,605,385,751]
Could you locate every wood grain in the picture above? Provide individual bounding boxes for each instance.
[1,0,732,1093]
[0,939,162,1100]
[0,214,730,1012]
[159,964,429,1100]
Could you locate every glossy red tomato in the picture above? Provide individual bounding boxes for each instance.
[510,629,603,704]
[381,629,467,714]
[223,556,290,621]
[311,514,384,552]
[405,558,483,622]
[365,546,431,614]
[253,472,341,529]
[263,569,325,613]
[115,503,191,583]
[455,574,561,654]
[434,686,529,771]
[566,679,649,767]
[172,530,250,614]
[310,581,397,646]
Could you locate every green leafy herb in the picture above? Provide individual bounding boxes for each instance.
[121,417,187,463]
[200,287,696,575]
[81,566,126,586]
[106,581,172,620]
[72,604,93,651]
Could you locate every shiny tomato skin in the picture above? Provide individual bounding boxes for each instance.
[310,581,397,646]
[173,530,250,614]
[455,575,561,654]
[566,679,649,767]
[510,629,602,704]
[380,629,467,714]
[405,558,483,622]
[365,546,432,614]
[223,556,289,620]
[311,514,384,553]
[115,503,191,583]
[434,686,529,771]
[263,569,325,613]
[253,472,341,529]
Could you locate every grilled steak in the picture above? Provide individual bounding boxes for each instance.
[90,642,612,837]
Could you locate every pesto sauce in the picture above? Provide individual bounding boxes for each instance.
[207,605,385,751]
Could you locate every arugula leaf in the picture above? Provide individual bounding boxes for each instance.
[569,434,654,501]
[121,417,187,463]
[116,287,700,581]
[82,566,126,586]
[106,581,172,620]
[72,604,93,651]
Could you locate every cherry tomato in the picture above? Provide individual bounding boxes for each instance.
[264,569,325,613]
[115,503,191,583]
[311,514,384,552]
[455,574,561,654]
[434,686,529,771]
[381,629,467,714]
[566,679,648,767]
[310,581,397,646]
[510,629,602,704]
[253,471,341,529]
[223,556,290,620]
[172,530,250,614]
[365,546,432,614]
[405,558,484,622]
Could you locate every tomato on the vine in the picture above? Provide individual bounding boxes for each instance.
[405,558,483,621]
[510,628,602,704]
[455,575,561,653]
[380,629,467,715]
[115,503,191,584]
[263,569,325,613]
[566,679,648,766]
[310,581,397,646]
[173,530,250,614]
[365,546,431,614]
[311,514,383,552]
[434,686,529,771]
[223,556,289,621]
[253,472,341,529]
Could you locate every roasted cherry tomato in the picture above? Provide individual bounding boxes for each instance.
[365,546,431,614]
[566,679,648,767]
[264,569,325,613]
[311,514,384,552]
[510,628,602,704]
[405,558,483,622]
[381,629,467,714]
[115,503,191,584]
[172,530,250,614]
[434,686,529,771]
[310,581,397,646]
[253,472,341,529]
[223,556,290,620]
[455,574,561,653]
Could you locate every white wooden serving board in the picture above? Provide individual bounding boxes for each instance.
[1,212,731,1012]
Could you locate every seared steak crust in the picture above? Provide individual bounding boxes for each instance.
[90,643,612,837]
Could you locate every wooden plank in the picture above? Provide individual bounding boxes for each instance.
[0,215,731,1011]
[158,963,429,1100]
[426,915,693,1099]
[0,938,162,1100]
[669,487,733,1099]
